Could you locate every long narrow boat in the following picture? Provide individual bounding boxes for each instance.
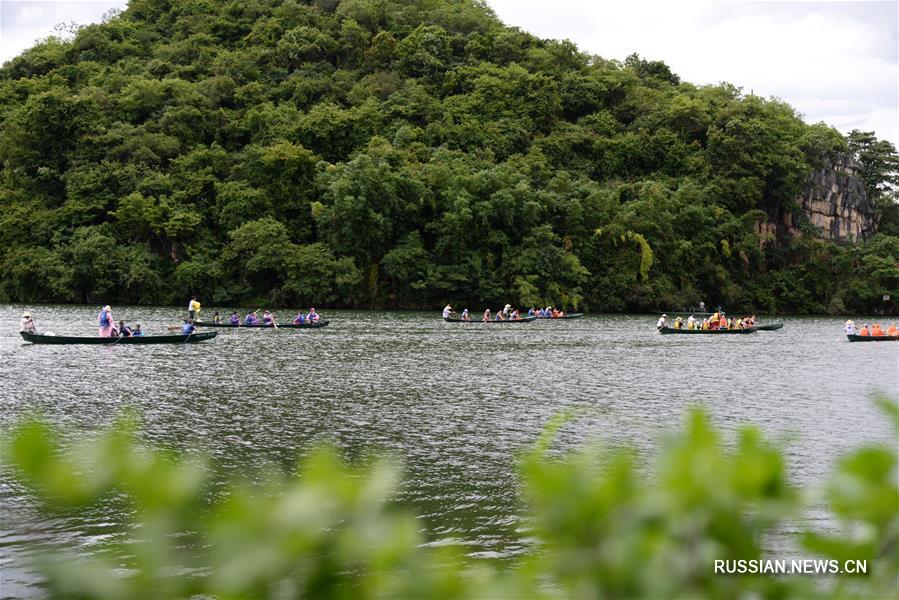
[193,320,328,329]
[757,323,784,331]
[659,326,757,335]
[444,316,537,324]
[21,331,218,345]
[846,334,898,342]
[536,313,584,320]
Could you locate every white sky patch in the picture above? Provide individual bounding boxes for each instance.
[487,0,898,146]
[0,0,895,146]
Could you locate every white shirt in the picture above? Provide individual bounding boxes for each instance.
[657,317,667,328]
[442,306,452,318]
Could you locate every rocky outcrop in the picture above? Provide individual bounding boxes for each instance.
[795,154,876,241]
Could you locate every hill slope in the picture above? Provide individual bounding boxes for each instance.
[1,0,896,313]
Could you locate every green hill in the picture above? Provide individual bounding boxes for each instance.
[1,0,896,313]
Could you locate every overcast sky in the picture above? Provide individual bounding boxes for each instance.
[1,0,896,145]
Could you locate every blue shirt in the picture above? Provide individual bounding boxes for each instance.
[182,323,195,334]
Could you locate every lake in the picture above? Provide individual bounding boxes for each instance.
[1,304,897,595]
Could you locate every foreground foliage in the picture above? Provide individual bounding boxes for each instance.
[5,399,897,599]
[1,0,897,313]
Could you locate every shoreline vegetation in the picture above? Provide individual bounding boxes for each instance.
[5,399,897,599]
[0,0,896,316]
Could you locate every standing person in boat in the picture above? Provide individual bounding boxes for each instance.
[98,305,114,337]
[132,324,144,336]
[230,312,240,326]
[483,308,491,322]
[20,312,36,334]
[502,304,512,318]
[118,320,132,337]
[656,314,668,330]
[308,307,320,323]
[460,308,470,321]
[442,304,454,319]
[187,296,201,322]
[844,320,857,335]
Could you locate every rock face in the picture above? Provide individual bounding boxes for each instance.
[795,154,876,241]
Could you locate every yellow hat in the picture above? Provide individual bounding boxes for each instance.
[22,311,32,318]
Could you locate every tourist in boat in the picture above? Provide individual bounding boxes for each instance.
[132,324,144,336]
[461,308,470,321]
[245,311,259,326]
[262,310,274,325]
[212,311,221,324]
[483,308,491,322]
[442,304,454,319]
[293,312,306,325]
[870,323,885,336]
[686,314,696,329]
[182,320,197,335]
[510,309,520,320]
[719,313,728,330]
[858,324,870,336]
[98,305,114,337]
[188,296,201,322]
[656,314,668,329]
[230,312,240,326]
[888,323,898,336]
[118,320,132,337]
[308,307,320,323]
[844,320,857,335]
[20,312,36,334]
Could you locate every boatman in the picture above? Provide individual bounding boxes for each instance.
[20,312,36,334]
[188,296,201,322]
[656,314,668,330]
[98,305,114,337]
[442,304,453,319]
[182,320,197,335]
[844,320,856,335]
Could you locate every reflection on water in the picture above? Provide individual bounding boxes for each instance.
[1,305,897,594]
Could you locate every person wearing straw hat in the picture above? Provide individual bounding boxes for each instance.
[656,314,668,330]
[844,320,856,335]
[442,304,454,319]
[20,311,36,334]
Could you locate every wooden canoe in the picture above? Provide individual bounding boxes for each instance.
[659,326,757,335]
[444,315,537,323]
[846,334,898,342]
[194,320,328,329]
[21,331,218,345]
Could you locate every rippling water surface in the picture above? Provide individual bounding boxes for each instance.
[1,304,897,595]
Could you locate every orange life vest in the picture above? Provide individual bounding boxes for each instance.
[859,326,870,336]
[871,324,884,336]
[888,325,898,336]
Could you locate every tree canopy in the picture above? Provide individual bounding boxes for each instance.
[1,0,897,313]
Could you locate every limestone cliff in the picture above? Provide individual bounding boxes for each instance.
[794,154,876,241]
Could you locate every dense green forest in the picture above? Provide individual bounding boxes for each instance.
[1,0,897,313]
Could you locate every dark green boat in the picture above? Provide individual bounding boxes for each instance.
[846,334,897,342]
[536,313,584,320]
[757,323,784,331]
[194,320,328,329]
[659,326,757,335]
[444,315,537,324]
[21,331,218,345]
